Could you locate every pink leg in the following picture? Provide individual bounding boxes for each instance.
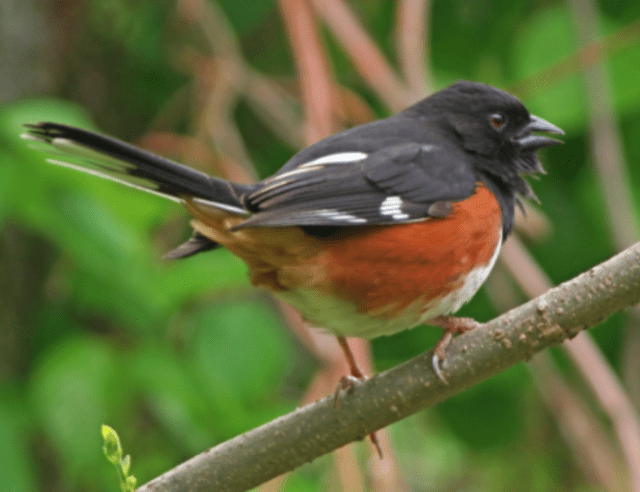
[334,336,383,458]
[429,316,482,383]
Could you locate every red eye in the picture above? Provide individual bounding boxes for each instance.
[490,113,506,129]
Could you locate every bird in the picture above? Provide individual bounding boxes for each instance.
[23,81,563,389]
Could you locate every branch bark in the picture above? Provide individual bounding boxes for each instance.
[138,240,640,492]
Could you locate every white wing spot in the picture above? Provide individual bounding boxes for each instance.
[301,151,368,167]
[315,209,367,224]
[380,196,409,221]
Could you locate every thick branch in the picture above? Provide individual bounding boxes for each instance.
[138,241,640,492]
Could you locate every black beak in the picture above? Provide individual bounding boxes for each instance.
[516,115,564,150]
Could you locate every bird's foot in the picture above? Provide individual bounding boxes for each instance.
[429,316,482,384]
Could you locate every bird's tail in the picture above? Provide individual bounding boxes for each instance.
[22,122,250,216]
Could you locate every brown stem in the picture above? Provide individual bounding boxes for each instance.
[396,0,432,97]
[309,0,414,111]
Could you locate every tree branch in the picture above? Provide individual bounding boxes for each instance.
[499,236,636,490]
[396,0,432,97]
[138,241,640,492]
[309,0,415,111]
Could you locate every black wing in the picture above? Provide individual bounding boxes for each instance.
[239,142,477,228]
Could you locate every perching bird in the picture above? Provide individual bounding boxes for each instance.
[23,81,563,388]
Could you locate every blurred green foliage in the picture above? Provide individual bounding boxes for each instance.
[1,0,639,491]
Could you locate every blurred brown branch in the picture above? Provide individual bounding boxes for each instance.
[278,0,335,143]
[396,0,432,97]
[309,0,415,110]
[510,17,640,98]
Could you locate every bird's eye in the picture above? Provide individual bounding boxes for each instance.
[490,113,506,129]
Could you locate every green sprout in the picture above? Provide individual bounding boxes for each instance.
[101,425,137,492]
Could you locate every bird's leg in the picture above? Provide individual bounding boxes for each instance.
[429,316,482,383]
[334,336,365,409]
[334,336,382,458]
[338,335,365,379]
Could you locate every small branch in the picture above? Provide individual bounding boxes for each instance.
[568,0,639,250]
[396,0,432,97]
[178,0,256,182]
[138,241,640,492]
[243,70,304,149]
[513,203,552,243]
[278,0,335,143]
[509,18,640,99]
[309,0,415,111]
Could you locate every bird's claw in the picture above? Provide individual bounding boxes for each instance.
[432,353,449,384]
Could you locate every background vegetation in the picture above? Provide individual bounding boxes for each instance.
[1,0,640,490]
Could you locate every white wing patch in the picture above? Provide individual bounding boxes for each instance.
[300,151,368,167]
[379,196,409,221]
[315,209,367,224]
[253,151,369,201]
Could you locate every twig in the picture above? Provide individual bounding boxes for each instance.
[568,3,640,489]
[509,18,640,99]
[177,0,256,182]
[513,202,552,243]
[396,0,432,97]
[278,0,335,143]
[309,0,415,111]
[568,0,639,250]
[178,0,304,165]
[243,70,304,149]
[138,241,640,492]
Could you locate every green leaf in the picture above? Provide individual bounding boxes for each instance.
[101,425,122,464]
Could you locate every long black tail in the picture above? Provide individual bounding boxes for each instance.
[23,122,250,216]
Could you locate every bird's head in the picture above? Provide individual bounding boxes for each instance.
[409,81,564,195]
